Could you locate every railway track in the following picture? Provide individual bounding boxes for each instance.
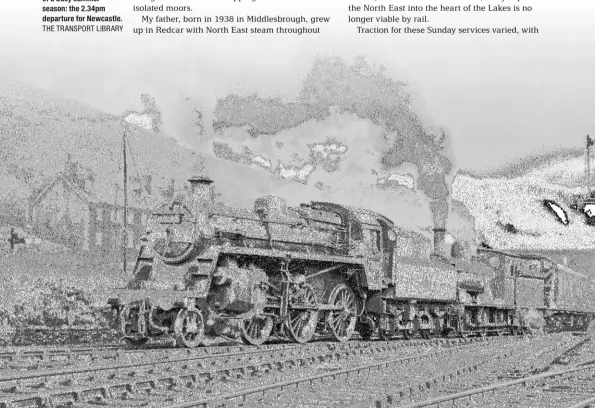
[0,335,497,407]
[0,345,124,369]
[0,342,296,371]
[362,333,587,408]
[155,336,521,408]
[0,336,346,371]
[384,333,595,408]
[535,333,593,373]
[0,335,443,371]
[568,396,595,408]
[392,356,595,408]
[10,326,117,347]
[142,332,565,408]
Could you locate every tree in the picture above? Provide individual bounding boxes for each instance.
[140,93,163,133]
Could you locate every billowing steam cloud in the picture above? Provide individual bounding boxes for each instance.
[210,56,454,234]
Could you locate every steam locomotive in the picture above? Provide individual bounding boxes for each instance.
[108,176,595,347]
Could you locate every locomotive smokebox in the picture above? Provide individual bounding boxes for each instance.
[187,176,214,220]
[433,227,447,258]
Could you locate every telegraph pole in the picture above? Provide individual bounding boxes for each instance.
[588,135,593,197]
[122,125,128,275]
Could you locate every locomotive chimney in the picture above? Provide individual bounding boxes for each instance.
[451,240,473,259]
[187,176,214,219]
[433,227,447,258]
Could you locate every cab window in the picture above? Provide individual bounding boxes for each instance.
[365,229,381,253]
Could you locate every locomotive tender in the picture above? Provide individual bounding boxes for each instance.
[108,176,595,347]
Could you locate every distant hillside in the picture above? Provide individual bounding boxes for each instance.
[0,77,446,237]
[0,76,340,227]
[459,148,583,181]
[453,152,594,250]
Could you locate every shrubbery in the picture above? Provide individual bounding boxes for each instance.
[0,306,16,343]
[0,279,110,338]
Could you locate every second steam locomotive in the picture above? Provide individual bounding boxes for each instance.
[108,176,595,347]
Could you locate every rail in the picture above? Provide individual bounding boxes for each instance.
[0,338,449,407]
[395,356,595,408]
[163,337,511,408]
[567,396,595,408]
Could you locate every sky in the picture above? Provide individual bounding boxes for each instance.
[1,0,594,172]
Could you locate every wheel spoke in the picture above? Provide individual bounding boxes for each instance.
[338,321,346,337]
[295,317,305,334]
[242,315,273,346]
[287,284,319,344]
[249,321,257,338]
[326,284,357,342]
[331,315,340,331]
[333,314,343,329]
[174,308,204,348]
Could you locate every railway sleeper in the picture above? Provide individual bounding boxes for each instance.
[197,372,216,383]
[228,368,246,379]
[0,337,491,408]
[173,340,501,408]
[375,353,509,407]
[4,380,25,394]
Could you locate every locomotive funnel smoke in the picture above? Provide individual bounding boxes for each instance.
[447,199,478,258]
[210,56,454,235]
[433,228,447,258]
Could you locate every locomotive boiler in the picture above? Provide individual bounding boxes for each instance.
[108,175,595,347]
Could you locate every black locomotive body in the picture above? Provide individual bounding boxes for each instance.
[108,176,595,347]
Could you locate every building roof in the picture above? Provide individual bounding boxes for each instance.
[32,174,99,205]
[32,173,154,211]
[556,263,590,280]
